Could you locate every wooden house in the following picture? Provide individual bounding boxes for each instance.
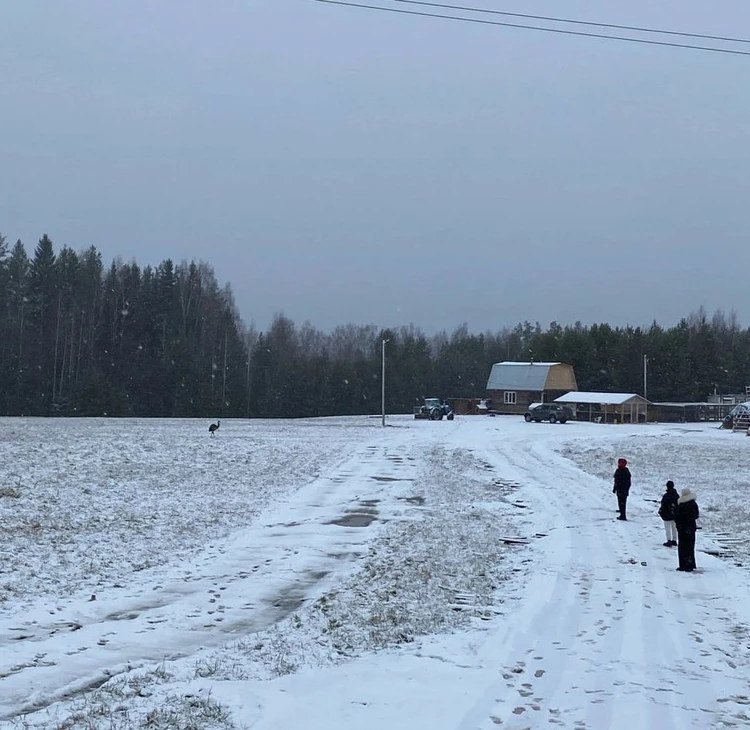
[485,361,578,415]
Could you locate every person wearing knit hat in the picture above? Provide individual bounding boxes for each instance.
[675,487,700,572]
[658,480,679,546]
[612,458,631,520]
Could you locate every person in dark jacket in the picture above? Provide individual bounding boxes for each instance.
[659,480,679,547]
[613,458,631,520]
[675,487,700,572]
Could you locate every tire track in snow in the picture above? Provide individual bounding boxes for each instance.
[458,438,599,728]
[527,437,698,723]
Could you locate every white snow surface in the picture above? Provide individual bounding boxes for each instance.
[1,415,750,729]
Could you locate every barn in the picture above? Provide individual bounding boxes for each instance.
[485,361,578,415]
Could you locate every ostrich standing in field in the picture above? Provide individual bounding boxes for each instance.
[209,420,220,437]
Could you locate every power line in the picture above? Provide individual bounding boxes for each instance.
[393,0,750,46]
[314,0,750,57]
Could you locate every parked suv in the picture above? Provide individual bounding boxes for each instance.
[524,403,574,424]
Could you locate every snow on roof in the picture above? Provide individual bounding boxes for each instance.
[486,362,561,391]
[555,391,647,405]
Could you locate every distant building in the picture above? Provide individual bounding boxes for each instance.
[650,402,732,423]
[707,386,750,406]
[554,391,649,424]
[651,387,750,423]
[485,361,577,415]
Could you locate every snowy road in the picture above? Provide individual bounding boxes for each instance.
[243,421,750,730]
[2,416,750,729]
[452,432,750,730]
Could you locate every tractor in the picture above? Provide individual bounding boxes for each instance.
[414,397,454,421]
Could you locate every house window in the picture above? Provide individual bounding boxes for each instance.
[504,391,517,405]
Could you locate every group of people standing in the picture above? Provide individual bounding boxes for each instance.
[612,458,700,572]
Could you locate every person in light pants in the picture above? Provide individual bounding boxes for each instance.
[659,480,679,546]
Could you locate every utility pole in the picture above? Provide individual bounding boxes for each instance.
[381,338,389,427]
[222,329,228,412]
[246,355,251,418]
[643,354,649,401]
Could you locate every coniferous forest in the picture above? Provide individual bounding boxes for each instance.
[0,234,748,418]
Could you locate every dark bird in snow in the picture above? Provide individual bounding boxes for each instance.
[209,420,220,436]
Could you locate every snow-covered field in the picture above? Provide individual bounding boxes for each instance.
[1,415,749,729]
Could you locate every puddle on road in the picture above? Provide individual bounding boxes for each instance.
[104,598,171,622]
[491,479,523,491]
[223,568,334,636]
[371,475,410,482]
[329,502,379,527]
[399,495,426,506]
[272,593,306,613]
[329,512,377,527]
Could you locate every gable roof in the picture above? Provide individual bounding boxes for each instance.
[486,362,561,391]
[554,391,649,405]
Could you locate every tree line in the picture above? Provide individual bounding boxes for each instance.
[0,234,748,418]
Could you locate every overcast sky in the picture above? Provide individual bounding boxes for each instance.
[2,0,749,334]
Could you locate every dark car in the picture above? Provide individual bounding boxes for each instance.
[524,403,574,424]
